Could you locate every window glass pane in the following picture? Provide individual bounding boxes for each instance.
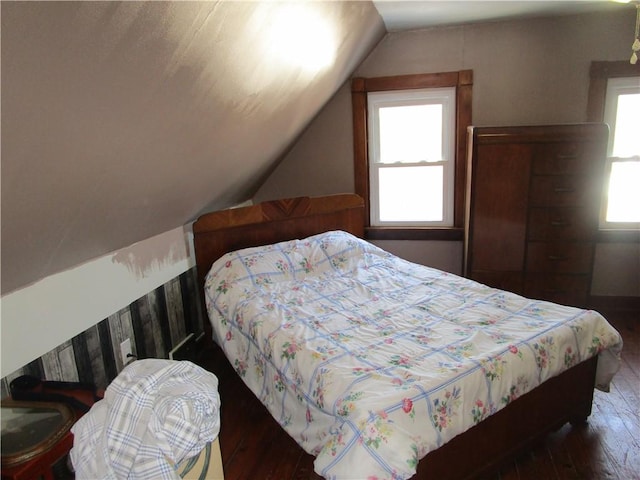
[612,93,640,158]
[367,86,456,227]
[606,161,640,223]
[378,104,443,163]
[378,165,443,221]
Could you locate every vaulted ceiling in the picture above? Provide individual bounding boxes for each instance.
[1,1,384,294]
[372,0,624,31]
[1,0,623,295]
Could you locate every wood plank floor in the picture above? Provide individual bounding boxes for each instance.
[198,310,639,480]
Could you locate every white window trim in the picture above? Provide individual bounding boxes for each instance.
[600,76,640,230]
[367,87,456,227]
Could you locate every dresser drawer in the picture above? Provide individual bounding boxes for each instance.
[524,273,590,307]
[532,142,602,175]
[526,242,593,273]
[529,175,593,207]
[527,207,595,241]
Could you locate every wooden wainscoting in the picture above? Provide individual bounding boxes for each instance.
[1,268,204,396]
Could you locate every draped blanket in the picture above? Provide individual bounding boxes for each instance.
[204,230,622,480]
[70,359,221,480]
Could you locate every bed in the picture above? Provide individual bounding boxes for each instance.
[192,193,622,480]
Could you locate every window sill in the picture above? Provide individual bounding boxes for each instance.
[596,229,640,243]
[365,227,464,241]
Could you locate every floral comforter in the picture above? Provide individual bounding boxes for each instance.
[204,230,622,480]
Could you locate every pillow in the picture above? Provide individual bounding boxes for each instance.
[205,230,366,291]
[203,230,396,329]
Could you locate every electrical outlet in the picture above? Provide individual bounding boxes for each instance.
[120,338,132,365]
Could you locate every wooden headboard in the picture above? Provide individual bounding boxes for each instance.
[192,193,364,342]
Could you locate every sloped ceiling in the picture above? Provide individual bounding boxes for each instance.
[1,0,624,296]
[1,1,385,294]
[372,0,624,31]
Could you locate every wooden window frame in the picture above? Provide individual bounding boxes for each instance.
[352,71,473,241]
[587,61,640,122]
[587,61,640,241]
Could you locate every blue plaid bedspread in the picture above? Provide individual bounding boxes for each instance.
[205,230,622,480]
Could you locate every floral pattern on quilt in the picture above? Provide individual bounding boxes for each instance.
[204,230,623,480]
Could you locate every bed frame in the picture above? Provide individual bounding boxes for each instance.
[192,193,597,480]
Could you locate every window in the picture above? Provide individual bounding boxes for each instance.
[368,88,455,226]
[601,77,640,228]
[352,71,473,239]
[587,61,640,233]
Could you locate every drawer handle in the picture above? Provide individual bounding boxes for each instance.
[547,255,568,261]
[550,220,569,227]
[553,187,575,193]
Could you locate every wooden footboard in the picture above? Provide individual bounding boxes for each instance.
[416,356,597,479]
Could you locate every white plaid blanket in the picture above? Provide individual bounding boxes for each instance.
[70,359,221,479]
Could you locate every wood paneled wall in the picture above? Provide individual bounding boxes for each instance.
[0,268,204,397]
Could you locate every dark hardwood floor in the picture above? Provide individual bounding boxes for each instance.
[198,311,639,480]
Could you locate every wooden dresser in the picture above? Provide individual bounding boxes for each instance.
[464,123,608,308]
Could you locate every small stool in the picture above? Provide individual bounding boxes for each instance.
[175,438,225,480]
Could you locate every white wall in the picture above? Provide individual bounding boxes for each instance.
[592,243,640,297]
[258,10,635,203]
[255,9,639,293]
[371,240,463,275]
[1,226,195,377]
